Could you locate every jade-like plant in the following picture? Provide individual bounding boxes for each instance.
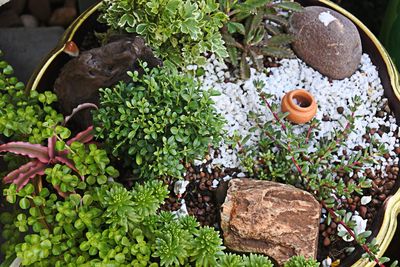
[0,50,63,143]
[240,80,393,266]
[93,63,225,179]
[219,0,302,78]
[99,0,228,67]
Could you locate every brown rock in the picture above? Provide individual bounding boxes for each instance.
[289,6,362,80]
[48,7,77,27]
[0,9,22,27]
[28,0,51,22]
[220,179,320,265]
[54,36,162,128]
[10,0,26,14]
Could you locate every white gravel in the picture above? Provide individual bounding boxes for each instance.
[199,53,399,175]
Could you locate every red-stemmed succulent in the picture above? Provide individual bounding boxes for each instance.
[0,103,98,191]
[0,126,94,191]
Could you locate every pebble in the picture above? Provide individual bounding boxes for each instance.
[289,6,362,79]
[20,14,38,27]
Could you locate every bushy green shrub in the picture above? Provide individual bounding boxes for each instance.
[93,64,225,179]
[99,0,228,67]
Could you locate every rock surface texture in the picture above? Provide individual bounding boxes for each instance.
[221,178,320,266]
[289,6,362,80]
[54,36,161,127]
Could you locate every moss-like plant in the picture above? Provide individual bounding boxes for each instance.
[99,0,228,67]
[93,64,225,179]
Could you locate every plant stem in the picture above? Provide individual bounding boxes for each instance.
[321,201,384,267]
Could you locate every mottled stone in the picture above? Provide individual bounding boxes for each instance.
[54,36,162,128]
[221,179,320,266]
[289,6,362,80]
[49,7,77,27]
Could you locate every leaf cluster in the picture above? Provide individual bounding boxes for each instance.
[99,0,228,67]
[219,0,302,79]
[0,51,63,143]
[283,255,319,267]
[93,64,225,179]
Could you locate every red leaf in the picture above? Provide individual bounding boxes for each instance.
[0,142,50,163]
[48,136,57,161]
[4,160,47,190]
[55,156,84,180]
[64,103,98,126]
[67,126,94,145]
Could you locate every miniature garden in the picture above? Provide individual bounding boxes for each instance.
[1,0,400,266]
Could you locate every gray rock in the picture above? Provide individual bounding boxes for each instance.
[220,178,320,266]
[20,14,38,27]
[289,6,362,80]
[54,36,162,128]
[0,27,64,82]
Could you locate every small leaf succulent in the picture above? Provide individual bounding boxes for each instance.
[99,0,228,67]
[93,64,225,179]
[284,255,320,267]
[0,51,63,143]
[219,0,302,79]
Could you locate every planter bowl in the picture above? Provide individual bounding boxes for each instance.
[26,1,400,266]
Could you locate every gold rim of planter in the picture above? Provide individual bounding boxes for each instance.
[26,1,400,266]
[317,2,400,266]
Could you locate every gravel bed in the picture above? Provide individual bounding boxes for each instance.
[165,53,400,263]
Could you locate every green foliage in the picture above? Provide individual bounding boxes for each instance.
[93,64,225,179]
[99,0,228,67]
[241,80,388,265]
[0,51,63,143]
[284,255,320,267]
[242,253,274,267]
[219,0,302,79]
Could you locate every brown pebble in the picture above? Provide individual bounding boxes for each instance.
[395,147,400,155]
[374,178,382,186]
[347,198,353,205]
[323,237,331,246]
[330,222,337,229]
[350,204,356,211]
[378,194,386,201]
[359,206,367,218]
[383,153,390,159]
[377,110,385,118]
[322,231,328,238]
[199,183,207,191]
[203,196,211,202]
[319,224,326,231]
[337,107,344,114]
[354,196,360,203]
